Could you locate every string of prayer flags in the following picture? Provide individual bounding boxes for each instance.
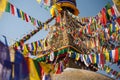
[24,40,43,53]
[5,1,43,28]
[27,47,120,79]
[67,48,120,69]
[103,65,120,79]
[14,39,43,55]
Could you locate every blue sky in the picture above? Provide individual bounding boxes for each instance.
[0,0,119,79]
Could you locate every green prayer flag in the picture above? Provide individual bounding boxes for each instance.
[119,48,120,59]
[5,2,10,12]
[31,17,35,25]
[22,11,25,20]
[106,11,110,20]
[105,3,111,20]
[105,3,111,10]
[33,60,41,76]
[44,6,49,10]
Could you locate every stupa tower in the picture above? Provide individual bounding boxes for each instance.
[45,0,85,52]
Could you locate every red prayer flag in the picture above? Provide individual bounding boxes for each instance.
[80,29,82,36]
[100,53,105,68]
[115,48,119,62]
[10,4,15,15]
[34,19,36,26]
[56,16,60,23]
[111,7,115,16]
[88,24,91,34]
[56,63,61,74]
[101,8,107,26]
[24,57,30,73]
[24,13,29,22]
[44,0,50,6]
[116,17,120,26]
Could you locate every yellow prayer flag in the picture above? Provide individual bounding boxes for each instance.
[36,0,41,4]
[93,54,96,64]
[106,66,111,73]
[116,24,119,31]
[76,53,80,61]
[105,49,110,62]
[33,42,36,52]
[40,62,52,74]
[29,58,40,80]
[23,45,28,55]
[44,23,48,30]
[20,9,24,20]
[0,0,7,16]
[50,4,62,17]
[107,9,112,16]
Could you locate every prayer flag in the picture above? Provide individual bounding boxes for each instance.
[16,8,21,18]
[115,48,119,62]
[105,3,111,10]
[33,60,41,78]
[116,17,120,26]
[20,10,25,20]
[112,50,115,62]
[50,51,54,61]
[37,20,42,27]
[29,58,40,80]
[5,2,10,12]
[107,9,112,16]
[24,13,29,22]
[111,6,115,16]
[83,55,89,67]
[75,53,80,61]
[56,63,61,74]
[119,48,120,60]
[100,53,105,68]
[36,0,41,4]
[38,40,41,47]
[96,54,99,64]
[34,19,37,26]
[105,49,110,62]
[31,43,34,51]
[101,8,107,26]
[89,54,93,63]
[40,62,52,74]
[105,3,111,20]
[56,15,61,23]
[10,4,15,15]
[106,66,111,73]
[113,4,120,17]
[44,0,50,6]
[93,54,96,64]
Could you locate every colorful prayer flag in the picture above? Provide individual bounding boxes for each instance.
[36,0,41,4]
[24,13,29,22]
[115,48,119,62]
[29,58,40,80]
[5,2,10,12]
[16,8,21,18]
[10,4,15,15]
